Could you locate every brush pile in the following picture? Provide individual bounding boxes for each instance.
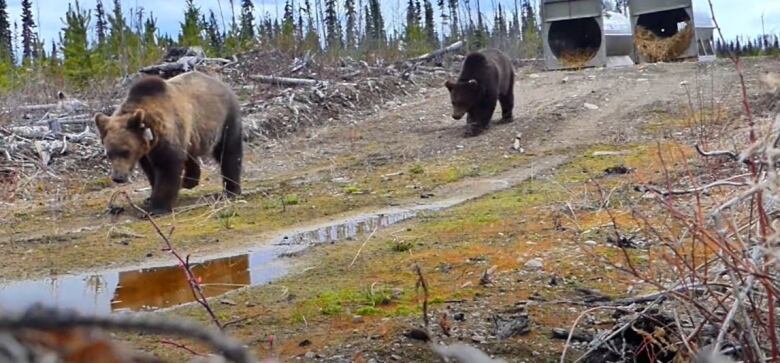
[0,43,460,201]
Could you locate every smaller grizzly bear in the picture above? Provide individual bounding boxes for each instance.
[445,48,515,136]
[95,71,242,215]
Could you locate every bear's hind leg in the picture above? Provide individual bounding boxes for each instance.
[498,91,514,124]
[182,156,201,189]
[214,127,242,197]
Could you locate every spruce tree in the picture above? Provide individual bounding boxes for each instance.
[519,0,542,57]
[240,0,254,43]
[94,0,107,45]
[180,0,203,47]
[297,6,304,42]
[61,1,92,88]
[0,0,11,63]
[436,0,448,42]
[20,0,36,62]
[279,0,296,51]
[324,0,341,51]
[510,1,520,37]
[447,0,459,40]
[107,0,127,61]
[363,0,384,49]
[406,0,417,32]
[48,39,57,68]
[423,0,436,47]
[470,4,487,49]
[302,0,320,52]
[345,0,357,50]
[143,13,157,48]
[206,10,222,54]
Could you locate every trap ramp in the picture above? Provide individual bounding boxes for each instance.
[628,0,698,63]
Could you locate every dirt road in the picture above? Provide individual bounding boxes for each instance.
[0,57,777,361]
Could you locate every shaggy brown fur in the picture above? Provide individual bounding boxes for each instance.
[95,71,242,214]
[445,48,515,137]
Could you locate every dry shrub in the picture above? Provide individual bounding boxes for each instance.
[634,23,695,62]
[558,48,598,69]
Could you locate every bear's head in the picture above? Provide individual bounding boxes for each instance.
[444,79,481,120]
[94,109,156,184]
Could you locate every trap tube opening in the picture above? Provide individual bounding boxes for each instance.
[633,7,697,62]
[548,17,603,68]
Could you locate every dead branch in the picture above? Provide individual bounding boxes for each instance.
[0,305,254,363]
[636,180,750,197]
[695,144,740,161]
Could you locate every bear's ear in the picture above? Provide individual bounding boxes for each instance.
[94,113,110,139]
[444,80,455,91]
[127,109,155,142]
[126,109,147,131]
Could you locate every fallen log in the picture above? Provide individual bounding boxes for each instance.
[140,56,237,77]
[34,114,92,127]
[249,75,321,87]
[407,40,465,63]
[10,126,50,139]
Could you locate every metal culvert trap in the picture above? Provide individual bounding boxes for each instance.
[603,11,634,67]
[629,0,698,63]
[548,17,603,68]
[542,0,607,70]
[694,9,716,62]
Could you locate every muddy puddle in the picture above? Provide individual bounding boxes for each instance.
[0,155,566,315]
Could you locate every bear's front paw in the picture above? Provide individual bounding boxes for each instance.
[147,207,173,216]
[182,177,199,189]
[497,115,514,124]
[464,126,486,138]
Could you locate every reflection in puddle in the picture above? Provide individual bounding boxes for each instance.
[112,255,250,311]
[0,248,288,315]
[0,209,430,315]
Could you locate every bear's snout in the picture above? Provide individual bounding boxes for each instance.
[452,112,465,120]
[111,171,129,184]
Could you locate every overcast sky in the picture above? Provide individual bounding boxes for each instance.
[5,0,779,49]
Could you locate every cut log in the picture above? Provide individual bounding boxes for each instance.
[249,75,321,87]
[407,41,465,63]
[34,114,92,127]
[10,126,50,139]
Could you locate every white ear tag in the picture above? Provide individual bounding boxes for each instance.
[143,128,154,142]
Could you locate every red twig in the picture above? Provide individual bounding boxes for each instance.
[414,263,429,328]
[110,191,223,330]
[160,339,206,357]
[708,1,779,358]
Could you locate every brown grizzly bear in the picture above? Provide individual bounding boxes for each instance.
[95,71,242,215]
[445,48,515,136]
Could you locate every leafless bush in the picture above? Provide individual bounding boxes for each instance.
[562,4,780,363]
